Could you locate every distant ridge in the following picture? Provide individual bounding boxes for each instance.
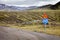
[50,1,60,9]
[37,1,60,10]
[0,1,60,10]
[0,4,28,10]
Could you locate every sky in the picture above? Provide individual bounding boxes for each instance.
[0,0,60,7]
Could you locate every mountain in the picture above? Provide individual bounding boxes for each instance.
[5,6,27,10]
[0,4,29,11]
[0,4,38,11]
[0,1,60,11]
[28,6,38,9]
[38,4,52,9]
[50,1,60,9]
[0,4,5,9]
[37,1,60,10]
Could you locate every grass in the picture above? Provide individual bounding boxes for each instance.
[19,25,60,36]
[1,23,60,36]
[45,28,60,36]
[0,10,60,36]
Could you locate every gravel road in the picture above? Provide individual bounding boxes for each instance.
[0,26,60,40]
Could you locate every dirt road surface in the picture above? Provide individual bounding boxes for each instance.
[0,26,60,40]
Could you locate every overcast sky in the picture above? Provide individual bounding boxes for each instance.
[0,0,60,7]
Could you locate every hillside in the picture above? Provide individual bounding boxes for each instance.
[0,10,60,36]
[50,1,60,9]
[0,4,28,10]
[38,1,60,10]
[0,10,60,26]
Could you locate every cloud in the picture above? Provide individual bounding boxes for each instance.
[0,0,60,7]
[34,0,60,6]
[0,0,26,4]
[0,0,39,5]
